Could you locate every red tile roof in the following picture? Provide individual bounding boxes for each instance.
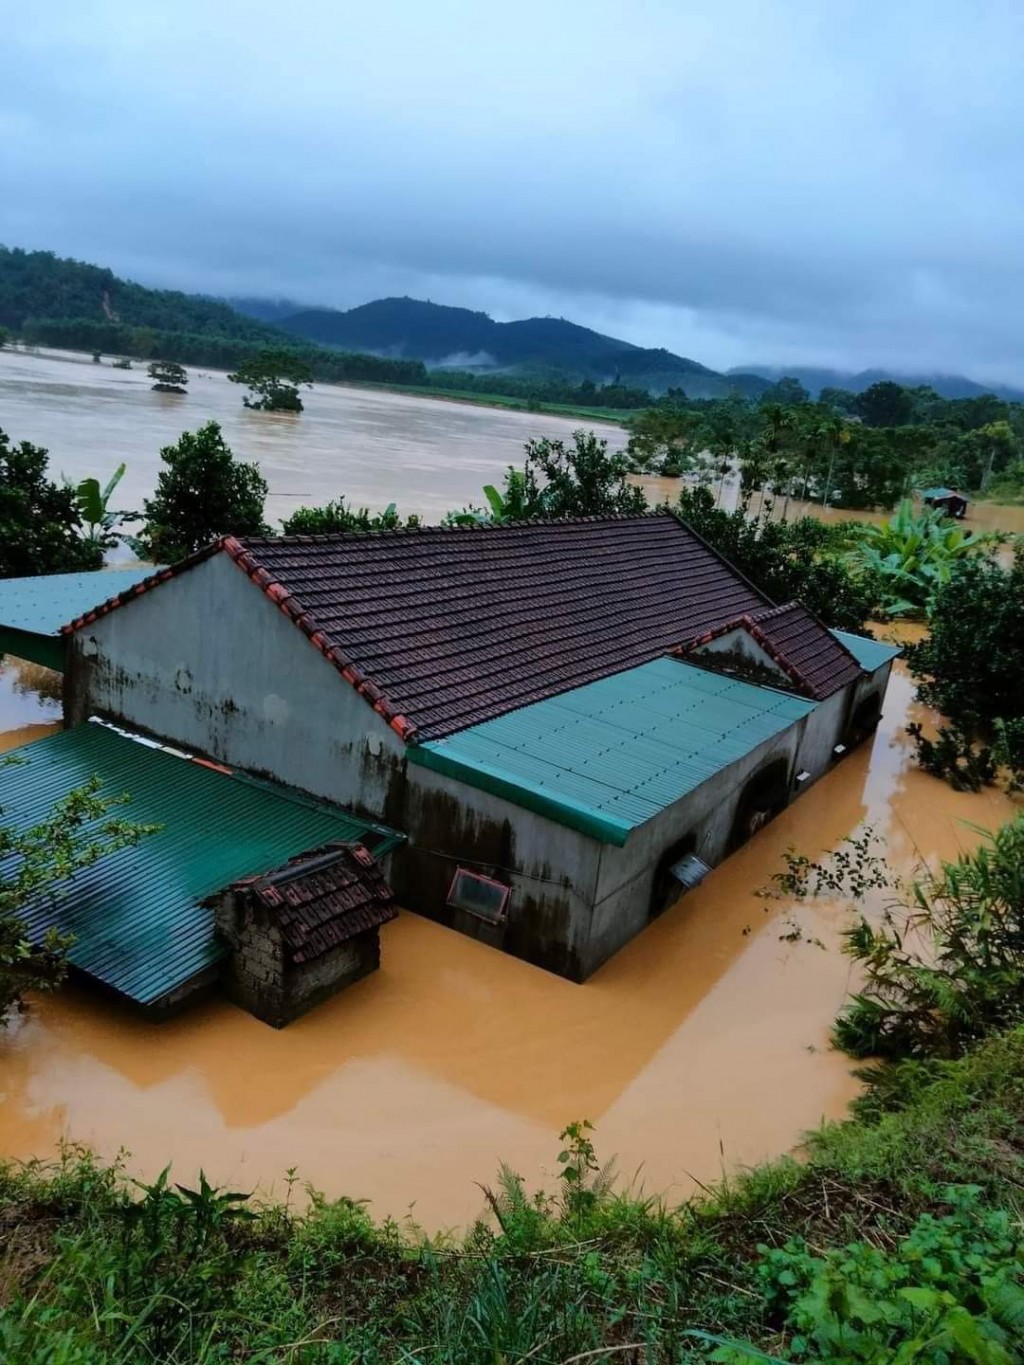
[235,842,397,964]
[680,601,863,700]
[63,513,865,739]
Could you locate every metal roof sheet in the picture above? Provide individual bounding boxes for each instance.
[1,723,402,1006]
[410,657,816,845]
[0,569,156,637]
[830,629,902,673]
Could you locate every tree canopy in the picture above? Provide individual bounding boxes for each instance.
[139,421,268,562]
[0,429,104,577]
[228,349,313,412]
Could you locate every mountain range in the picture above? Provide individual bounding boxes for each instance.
[233,294,1024,402]
[1,246,1018,403]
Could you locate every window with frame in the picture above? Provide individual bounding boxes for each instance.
[446,867,511,924]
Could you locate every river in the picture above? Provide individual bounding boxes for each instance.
[0,648,1018,1230]
[0,347,625,527]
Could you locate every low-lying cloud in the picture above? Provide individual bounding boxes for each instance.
[4,0,1023,383]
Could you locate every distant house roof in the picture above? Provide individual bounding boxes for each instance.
[61,513,866,741]
[230,842,398,964]
[2,723,402,1006]
[410,656,816,844]
[680,601,863,701]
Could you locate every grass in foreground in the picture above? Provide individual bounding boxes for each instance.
[2,1031,1024,1363]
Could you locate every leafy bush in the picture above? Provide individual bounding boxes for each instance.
[717,1189,1024,1364]
[906,551,1024,789]
[281,497,419,535]
[834,817,1024,1062]
[0,428,103,576]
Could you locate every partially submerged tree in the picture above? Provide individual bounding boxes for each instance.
[519,430,649,518]
[0,428,103,576]
[138,421,268,562]
[905,550,1024,790]
[1,777,155,1022]
[148,360,188,394]
[228,348,312,412]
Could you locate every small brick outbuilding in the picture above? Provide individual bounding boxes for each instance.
[212,842,398,1027]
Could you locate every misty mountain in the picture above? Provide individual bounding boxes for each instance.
[261,296,771,398]
[734,364,1024,403]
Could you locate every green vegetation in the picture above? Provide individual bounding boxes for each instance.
[848,500,993,616]
[138,421,268,562]
[147,359,188,393]
[0,428,104,576]
[281,499,419,535]
[73,462,136,554]
[674,486,876,631]
[905,551,1024,791]
[229,348,313,412]
[1,778,153,1021]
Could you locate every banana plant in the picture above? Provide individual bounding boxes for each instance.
[74,462,139,548]
[850,499,997,615]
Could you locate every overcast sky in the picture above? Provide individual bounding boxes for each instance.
[4,1,1023,382]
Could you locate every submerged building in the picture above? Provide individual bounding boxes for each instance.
[32,510,897,997]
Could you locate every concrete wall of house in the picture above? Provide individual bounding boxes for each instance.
[583,720,804,977]
[214,887,379,1026]
[847,661,893,738]
[65,553,404,818]
[790,689,849,782]
[395,761,604,982]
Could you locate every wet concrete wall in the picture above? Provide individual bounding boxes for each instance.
[397,762,603,981]
[66,552,405,816]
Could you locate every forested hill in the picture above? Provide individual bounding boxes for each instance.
[260,296,772,399]
[732,363,1024,404]
[0,246,281,342]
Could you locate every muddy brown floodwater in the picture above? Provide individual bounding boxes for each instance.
[0,348,625,526]
[0,646,1019,1230]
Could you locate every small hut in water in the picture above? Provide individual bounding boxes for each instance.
[922,487,969,519]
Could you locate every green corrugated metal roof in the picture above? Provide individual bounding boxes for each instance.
[1,723,402,1006]
[0,568,156,637]
[409,657,816,846]
[831,629,901,673]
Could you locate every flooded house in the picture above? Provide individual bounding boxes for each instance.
[36,511,897,992]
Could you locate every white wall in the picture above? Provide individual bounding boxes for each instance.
[67,552,404,816]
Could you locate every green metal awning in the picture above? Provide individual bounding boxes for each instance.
[0,569,157,670]
[831,629,901,673]
[1,723,402,1007]
[409,657,816,846]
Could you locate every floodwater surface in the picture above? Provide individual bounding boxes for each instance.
[0,651,1018,1229]
[0,348,625,526]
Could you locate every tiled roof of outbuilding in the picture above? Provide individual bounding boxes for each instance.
[238,842,397,964]
[680,601,864,700]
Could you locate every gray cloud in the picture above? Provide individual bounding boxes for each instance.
[4,0,1023,382]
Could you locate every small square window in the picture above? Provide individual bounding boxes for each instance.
[446,867,511,924]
